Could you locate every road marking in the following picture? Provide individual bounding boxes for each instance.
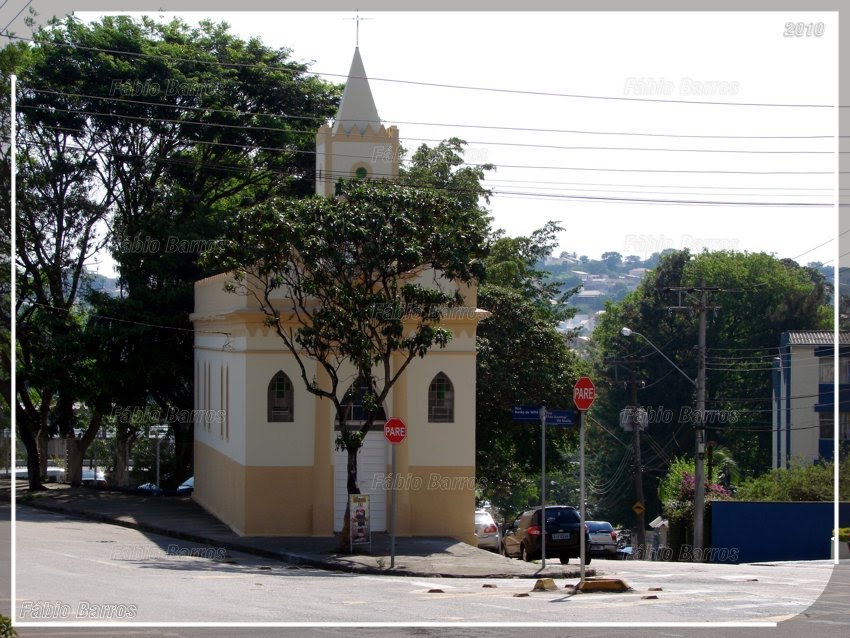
[356,575,456,589]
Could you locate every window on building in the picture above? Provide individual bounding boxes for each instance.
[428,372,454,422]
[338,376,385,430]
[267,371,294,422]
[819,357,850,384]
[819,412,850,440]
[354,166,368,179]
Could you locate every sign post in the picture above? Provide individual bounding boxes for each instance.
[539,405,547,569]
[384,417,407,568]
[513,405,576,569]
[573,377,596,586]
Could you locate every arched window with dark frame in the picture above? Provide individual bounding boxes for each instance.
[267,371,294,422]
[428,372,454,423]
[337,375,386,431]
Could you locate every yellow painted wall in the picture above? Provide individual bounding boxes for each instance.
[243,466,318,535]
[406,465,477,545]
[193,441,247,535]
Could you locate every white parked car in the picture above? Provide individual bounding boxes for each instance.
[474,509,501,552]
[586,521,618,559]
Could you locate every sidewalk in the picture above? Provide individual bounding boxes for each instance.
[4,480,597,579]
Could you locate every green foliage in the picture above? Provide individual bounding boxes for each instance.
[0,614,16,638]
[587,250,832,524]
[736,456,850,502]
[401,137,493,210]
[12,14,341,484]
[658,455,731,530]
[475,223,586,516]
[836,528,850,542]
[206,176,489,493]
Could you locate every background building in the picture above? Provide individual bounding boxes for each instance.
[772,330,850,468]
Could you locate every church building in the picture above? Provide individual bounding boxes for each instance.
[189,48,488,543]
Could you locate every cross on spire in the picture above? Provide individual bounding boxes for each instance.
[344,9,372,47]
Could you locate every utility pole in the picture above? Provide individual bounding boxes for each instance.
[605,357,647,557]
[665,282,718,558]
[695,285,707,556]
[630,381,647,557]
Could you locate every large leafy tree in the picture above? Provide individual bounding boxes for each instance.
[12,16,340,486]
[588,250,832,525]
[4,39,114,488]
[205,177,489,549]
[475,222,586,521]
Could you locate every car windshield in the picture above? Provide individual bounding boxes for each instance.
[542,508,579,525]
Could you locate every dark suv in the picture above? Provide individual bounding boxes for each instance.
[501,505,591,565]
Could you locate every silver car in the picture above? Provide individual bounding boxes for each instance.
[587,521,618,558]
[474,509,501,552]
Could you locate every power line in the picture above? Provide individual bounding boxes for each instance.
[18,136,831,210]
[0,0,31,35]
[16,102,836,179]
[20,300,232,339]
[26,87,840,155]
[3,32,838,109]
[23,88,835,149]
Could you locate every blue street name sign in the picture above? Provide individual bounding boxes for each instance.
[547,410,576,427]
[512,406,576,426]
[512,405,540,421]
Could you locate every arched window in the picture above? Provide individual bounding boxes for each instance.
[267,371,294,422]
[337,376,386,430]
[428,372,454,423]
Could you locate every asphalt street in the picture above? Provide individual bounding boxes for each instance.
[11,506,845,632]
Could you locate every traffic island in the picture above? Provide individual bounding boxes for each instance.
[568,577,633,593]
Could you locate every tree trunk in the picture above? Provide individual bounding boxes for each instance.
[112,424,133,487]
[339,442,362,553]
[64,410,103,487]
[17,418,44,491]
[65,436,83,486]
[37,428,49,477]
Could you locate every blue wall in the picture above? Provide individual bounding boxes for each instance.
[711,501,850,564]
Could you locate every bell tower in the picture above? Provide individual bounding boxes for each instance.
[315,47,399,197]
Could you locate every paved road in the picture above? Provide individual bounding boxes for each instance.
[12,507,842,631]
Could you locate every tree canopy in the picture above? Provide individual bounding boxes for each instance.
[10,15,341,487]
[475,222,586,520]
[587,249,832,525]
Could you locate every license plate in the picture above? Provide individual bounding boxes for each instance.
[552,533,570,540]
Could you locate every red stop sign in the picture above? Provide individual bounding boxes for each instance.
[573,377,596,411]
[384,417,407,444]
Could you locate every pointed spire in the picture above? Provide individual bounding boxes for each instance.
[333,47,382,135]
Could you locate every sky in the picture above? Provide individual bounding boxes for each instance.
[76,10,840,273]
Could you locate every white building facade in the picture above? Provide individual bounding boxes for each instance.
[190,48,486,542]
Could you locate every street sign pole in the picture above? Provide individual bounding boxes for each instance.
[390,442,397,569]
[579,409,586,585]
[383,417,407,570]
[573,376,596,587]
[540,405,546,570]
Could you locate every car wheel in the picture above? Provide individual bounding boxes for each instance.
[521,544,532,562]
[559,556,570,565]
[584,554,592,565]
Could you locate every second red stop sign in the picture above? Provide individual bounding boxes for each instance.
[384,417,407,444]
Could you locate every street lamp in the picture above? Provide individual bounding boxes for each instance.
[621,326,707,558]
